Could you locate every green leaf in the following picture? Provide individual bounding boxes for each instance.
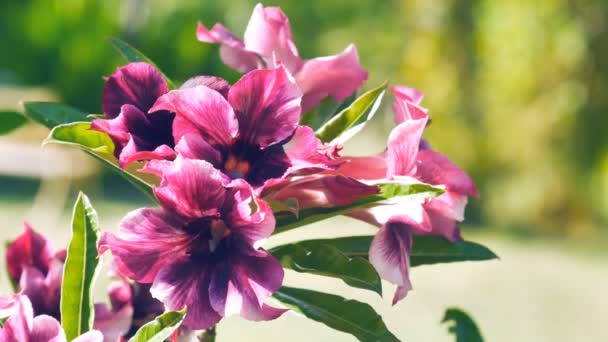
[274,182,443,234]
[128,309,187,342]
[300,92,357,130]
[290,235,498,267]
[44,121,156,201]
[45,122,115,155]
[273,287,398,342]
[442,308,484,342]
[0,110,27,134]
[61,192,102,341]
[109,37,176,89]
[22,102,89,129]
[315,81,387,144]
[270,243,382,295]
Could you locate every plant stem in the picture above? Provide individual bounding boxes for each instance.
[199,326,217,342]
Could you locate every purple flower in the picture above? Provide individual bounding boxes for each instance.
[150,66,336,187]
[0,294,103,342]
[99,157,286,330]
[196,4,368,112]
[91,62,176,168]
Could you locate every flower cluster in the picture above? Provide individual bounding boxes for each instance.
[2,3,484,341]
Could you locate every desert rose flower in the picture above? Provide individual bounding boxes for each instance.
[0,294,103,342]
[99,157,286,330]
[91,62,176,168]
[150,65,336,187]
[196,3,368,112]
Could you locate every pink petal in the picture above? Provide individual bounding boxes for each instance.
[30,315,66,342]
[174,134,222,167]
[197,22,262,73]
[333,154,388,181]
[72,330,104,342]
[0,294,33,342]
[282,126,338,175]
[242,4,302,72]
[391,85,428,125]
[151,86,239,149]
[368,220,414,304]
[296,44,368,112]
[145,157,228,219]
[180,76,230,98]
[416,149,478,197]
[151,260,221,330]
[422,209,463,243]
[93,302,133,342]
[98,208,190,283]
[386,118,428,178]
[228,66,302,148]
[102,62,168,118]
[118,141,176,169]
[6,222,54,284]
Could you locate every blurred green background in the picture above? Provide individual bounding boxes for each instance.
[0,0,606,341]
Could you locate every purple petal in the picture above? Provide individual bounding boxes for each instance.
[72,330,104,342]
[296,45,368,112]
[6,222,54,284]
[197,22,262,73]
[98,208,190,283]
[368,220,414,304]
[416,150,478,196]
[386,118,428,178]
[102,62,168,118]
[151,260,221,330]
[282,126,338,175]
[180,76,231,98]
[391,86,428,125]
[242,4,302,72]
[0,294,33,342]
[30,315,66,342]
[228,66,302,148]
[174,134,222,167]
[20,259,62,318]
[144,157,228,219]
[151,86,238,149]
[208,246,285,321]
[93,302,133,342]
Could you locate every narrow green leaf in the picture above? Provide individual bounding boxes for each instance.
[315,81,387,144]
[270,243,382,295]
[45,122,115,155]
[22,102,89,129]
[61,192,102,341]
[109,37,176,89]
[274,182,443,234]
[0,111,27,134]
[300,92,357,130]
[442,308,484,342]
[274,287,399,342]
[128,309,187,342]
[290,235,498,267]
[44,121,155,201]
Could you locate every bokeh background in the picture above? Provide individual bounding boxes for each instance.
[0,0,606,341]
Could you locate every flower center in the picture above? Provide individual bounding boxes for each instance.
[224,154,251,179]
[186,218,232,256]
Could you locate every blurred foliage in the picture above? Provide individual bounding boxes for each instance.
[0,0,607,237]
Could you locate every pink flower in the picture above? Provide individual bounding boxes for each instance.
[99,157,286,330]
[196,4,368,112]
[91,62,176,168]
[150,66,335,187]
[0,294,103,342]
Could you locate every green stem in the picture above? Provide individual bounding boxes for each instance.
[199,326,217,342]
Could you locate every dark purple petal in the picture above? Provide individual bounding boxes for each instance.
[416,150,478,197]
[144,157,228,219]
[102,62,168,118]
[98,208,191,283]
[386,118,428,178]
[228,66,302,148]
[151,86,239,149]
[20,259,62,319]
[197,22,262,73]
[6,223,54,284]
[151,260,221,330]
[282,126,338,175]
[180,76,231,98]
[30,315,66,342]
[174,134,223,167]
[296,45,368,112]
[368,220,414,305]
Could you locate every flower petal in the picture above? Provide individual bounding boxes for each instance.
[151,260,221,330]
[151,86,238,149]
[196,22,262,73]
[282,126,338,175]
[6,222,54,284]
[368,220,414,304]
[30,315,66,342]
[391,86,428,125]
[20,259,62,319]
[228,66,302,148]
[296,44,368,112]
[93,302,133,342]
[386,118,428,178]
[102,62,168,118]
[174,134,223,167]
[416,150,478,196]
[180,76,231,98]
[0,294,33,342]
[422,210,463,243]
[333,154,388,181]
[98,208,190,283]
[72,330,104,342]
[145,157,228,219]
